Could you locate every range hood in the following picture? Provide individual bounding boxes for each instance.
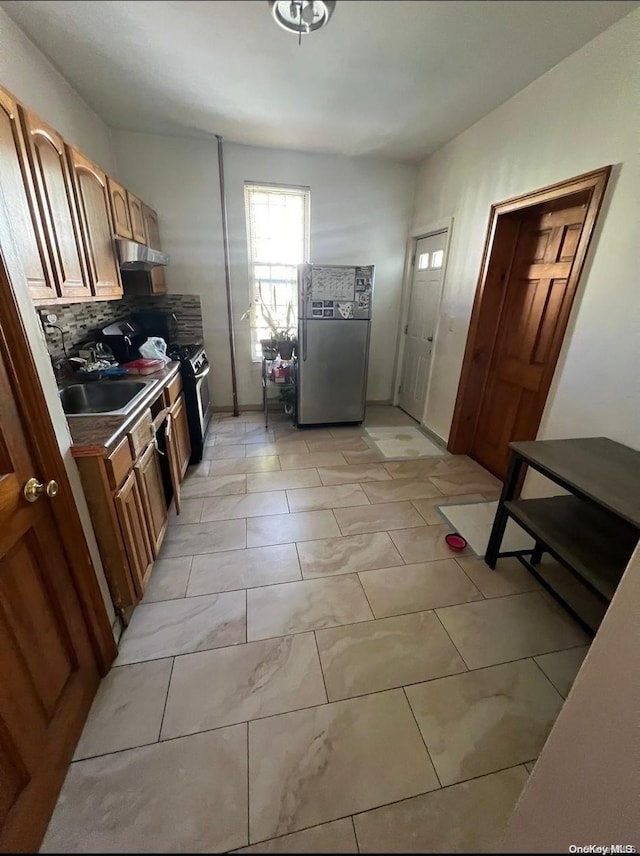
[116,238,169,271]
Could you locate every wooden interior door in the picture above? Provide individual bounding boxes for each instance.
[0,325,100,850]
[67,147,123,299]
[399,232,447,421]
[471,197,588,479]
[0,86,54,302]
[19,107,91,301]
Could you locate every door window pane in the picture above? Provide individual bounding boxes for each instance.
[431,250,444,269]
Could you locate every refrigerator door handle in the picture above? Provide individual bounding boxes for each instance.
[302,315,308,361]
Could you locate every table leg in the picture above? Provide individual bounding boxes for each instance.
[485,451,524,569]
[531,542,544,565]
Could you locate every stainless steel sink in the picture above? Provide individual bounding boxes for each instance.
[59,380,154,416]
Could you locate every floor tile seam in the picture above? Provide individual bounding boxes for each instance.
[454,573,541,600]
[245,719,250,847]
[159,687,342,744]
[247,615,379,645]
[312,630,331,705]
[319,658,475,705]
[146,579,485,610]
[353,573,376,622]
[431,609,473,670]
[401,685,442,788]
[156,656,175,748]
[351,815,360,853]
[182,555,196,597]
[529,652,568,700]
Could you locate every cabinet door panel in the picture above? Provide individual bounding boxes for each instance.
[134,443,168,557]
[114,472,152,597]
[67,147,122,299]
[171,394,191,478]
[20,108,90,300]
[142,203,167,294]
[107,178,133,240]
[165,413,182,515]
[0,87,54,301]
[128,193,147,244]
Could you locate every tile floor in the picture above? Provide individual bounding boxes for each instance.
[43,406,592,853]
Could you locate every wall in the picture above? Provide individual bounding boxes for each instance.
[501,544,640,849]
[410,9,640,451]
[0,7,117,626]
[112,133,417,408]
[0,8,114,172]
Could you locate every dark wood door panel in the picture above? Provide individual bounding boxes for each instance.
[471,195,591,479]
[0,279,104,849]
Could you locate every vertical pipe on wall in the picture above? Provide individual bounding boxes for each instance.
[216,135,240,417]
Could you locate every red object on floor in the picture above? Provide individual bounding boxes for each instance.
[445,533,468,551]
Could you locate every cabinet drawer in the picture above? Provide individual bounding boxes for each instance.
[105,435,133,490]
[164,373,183,408]
[128,410,153,461]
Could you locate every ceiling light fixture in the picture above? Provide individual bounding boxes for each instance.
[269,1,336,45]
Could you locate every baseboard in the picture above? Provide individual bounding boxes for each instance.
[419,423,448,450]
[212,405,262,413]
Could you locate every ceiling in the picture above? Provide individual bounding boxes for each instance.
[2,0,637,162]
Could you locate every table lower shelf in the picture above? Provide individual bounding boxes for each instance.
[504,495,638,601]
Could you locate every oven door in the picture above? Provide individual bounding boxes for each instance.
[194,365,212,437]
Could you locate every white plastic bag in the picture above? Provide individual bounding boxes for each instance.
[139,337,170,364]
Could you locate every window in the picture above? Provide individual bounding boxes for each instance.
[245,183,310,360]
[417,252,429,270]
[431,249,444,269]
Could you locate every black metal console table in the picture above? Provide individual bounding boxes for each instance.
[486,437,640,632]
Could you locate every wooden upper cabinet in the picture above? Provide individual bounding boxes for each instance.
[141,203,167,294]
[128,193,147,244]
[0,87,55,301]
[19,107,91,300]
[107,178,133,240]
[67,147,123,299]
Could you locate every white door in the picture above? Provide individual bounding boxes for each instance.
[399,232,446,421]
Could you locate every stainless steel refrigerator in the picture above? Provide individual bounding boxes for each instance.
[297,263,374,425]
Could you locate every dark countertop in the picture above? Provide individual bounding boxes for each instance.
[67,361,181,457]
[510,437,640,528]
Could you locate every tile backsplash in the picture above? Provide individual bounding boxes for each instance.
[39,294,204,360]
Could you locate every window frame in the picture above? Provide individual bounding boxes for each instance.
[244,181,311,362]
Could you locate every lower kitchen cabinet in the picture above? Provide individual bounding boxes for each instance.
[114,470,153,596]
[135,441,168,557]
[172,394,191,479]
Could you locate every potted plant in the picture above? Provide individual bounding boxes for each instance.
[243,287,297,360]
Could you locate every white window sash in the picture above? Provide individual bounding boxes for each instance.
[244,183,310,361]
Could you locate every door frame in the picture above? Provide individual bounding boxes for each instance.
[448,166,611,457]
[0,249,116,674]
[393,222,452,423]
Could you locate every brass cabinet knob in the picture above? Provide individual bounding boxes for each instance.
[23,477,59,502]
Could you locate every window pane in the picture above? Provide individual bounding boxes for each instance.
[431,250,444,269]
[245,184,310,359]
[418,252,429,270]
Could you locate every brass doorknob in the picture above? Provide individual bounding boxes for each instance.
[23,478,59,502]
